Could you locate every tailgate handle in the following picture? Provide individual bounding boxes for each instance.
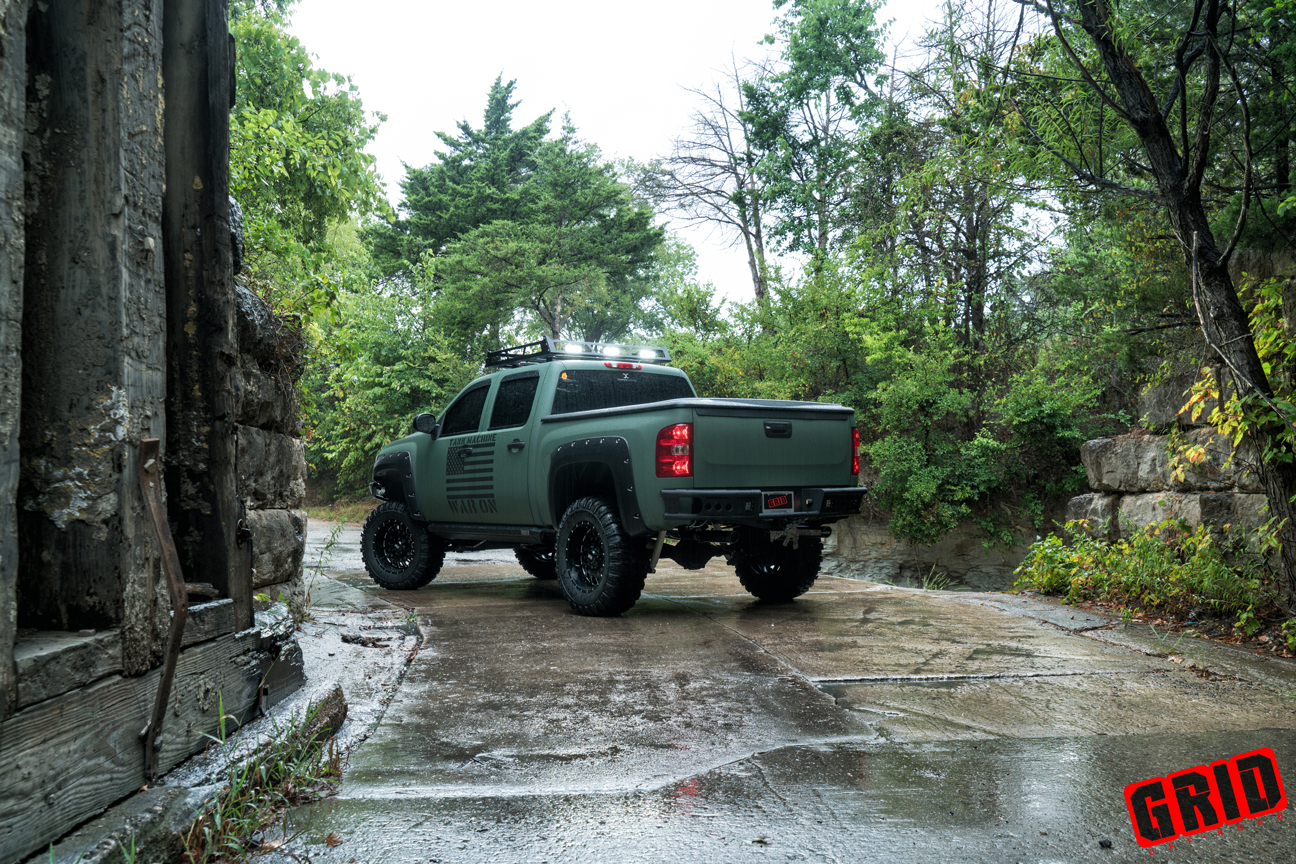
[764,421,792,438]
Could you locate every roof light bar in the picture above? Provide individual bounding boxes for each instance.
[484,337,672,369]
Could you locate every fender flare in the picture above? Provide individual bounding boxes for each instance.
[549,436,648,536]
[371,450,425,521]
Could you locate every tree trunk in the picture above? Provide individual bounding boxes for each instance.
[740,187,768,301]
[1068,0,1296,605]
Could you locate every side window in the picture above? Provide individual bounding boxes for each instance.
[488,373,540,430]
[440,384,489,437]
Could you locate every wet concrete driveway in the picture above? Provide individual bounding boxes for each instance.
[278,524,1296,862]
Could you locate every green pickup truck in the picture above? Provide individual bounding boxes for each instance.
[361,337,866,616]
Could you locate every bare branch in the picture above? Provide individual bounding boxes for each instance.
[1212,33,1252,264]
[1042,0,1135,123]
[1010,98,1167,203]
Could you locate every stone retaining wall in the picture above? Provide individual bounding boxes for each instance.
[1068,374,1270,539]
[823,373,1275,589]
[234,286,307,617]
[826,517,1032,590]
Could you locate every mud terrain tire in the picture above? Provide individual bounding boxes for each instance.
[361,501,443,590]
[733,530,822,602]
[515,543,558,579]
[556,496,648,616]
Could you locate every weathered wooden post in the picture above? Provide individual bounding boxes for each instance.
[0,0,30,719]
[15,0,168,675]
[162,0,253,630]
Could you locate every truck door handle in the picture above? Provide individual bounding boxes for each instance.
[508,440,526,452]
[459,446,474,456]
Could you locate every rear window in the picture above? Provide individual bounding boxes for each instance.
[551,369,694,415]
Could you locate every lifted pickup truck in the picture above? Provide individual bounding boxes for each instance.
[361,337,866,616]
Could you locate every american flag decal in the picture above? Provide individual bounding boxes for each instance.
[446,433,496,508]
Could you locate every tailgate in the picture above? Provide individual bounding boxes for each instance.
[691,400,854,489]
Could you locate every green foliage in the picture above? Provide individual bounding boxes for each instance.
[229,0,386,318]
[368,76,552,275]
[1185,275,1296,466]
[433,120,663,350]
[655,255,1104,546]
[863,334,993,545]
[294,0,1292,568]
[1282,618,1296,651]
[371,83,663,353]
[1015,519,1281,622]
[303,285,478,491]
[741,0,888,256]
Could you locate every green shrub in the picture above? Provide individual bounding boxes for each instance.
[1014,518,1280,621]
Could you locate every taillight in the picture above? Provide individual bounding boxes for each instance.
[851,427,860,475]
[656,423,693,478]
[604,361,642,370]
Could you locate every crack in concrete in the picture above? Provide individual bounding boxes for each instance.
[808,669,1169,684]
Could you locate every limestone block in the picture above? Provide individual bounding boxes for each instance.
[1117,493,1201,535]
[248,508,306,590]
[1138,371,1214,431]
[235,284,279,365]
[257,578,309,624]
[1197,492,1270,535]
[1081,436,1170,492]
[1234,493,1273,534]
[1231,437,1265,493]
[1235,466,1264,494]
[1198,493,1228,528]
[1197,492,1275,556]
[238,425,306,510]
[236,362,298,434]
[1170,427,1236,492]
[1065,493,1120,530]
[1084,430,1262,495]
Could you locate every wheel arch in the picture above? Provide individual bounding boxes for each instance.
[370,448,425,521]
[548,436,648,536]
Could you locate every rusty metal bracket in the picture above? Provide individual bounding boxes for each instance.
[138,438,189,780]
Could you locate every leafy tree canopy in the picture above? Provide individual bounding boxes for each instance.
[370,81,664,354]
[367,77,553,278]
[229,0,387,318]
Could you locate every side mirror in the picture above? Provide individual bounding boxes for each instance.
[413,413,438,435]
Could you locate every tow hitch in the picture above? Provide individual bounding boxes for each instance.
[768,524,832,548]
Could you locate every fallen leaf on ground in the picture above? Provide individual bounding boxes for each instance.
[326,831,344,847]
[259,839,284,852]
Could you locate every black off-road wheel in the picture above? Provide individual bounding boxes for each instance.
[515,543,558,579]
[361,501,443,590]
[732,529,822,602]
[556,496,649,616]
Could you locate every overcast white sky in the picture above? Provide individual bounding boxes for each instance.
[289,0,942,301]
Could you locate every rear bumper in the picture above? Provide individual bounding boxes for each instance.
[660,486,866,524]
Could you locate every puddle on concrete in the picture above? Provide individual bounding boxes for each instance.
[270,730,1296,864]
[292,522,1296,862]
[819,672,1296,742]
